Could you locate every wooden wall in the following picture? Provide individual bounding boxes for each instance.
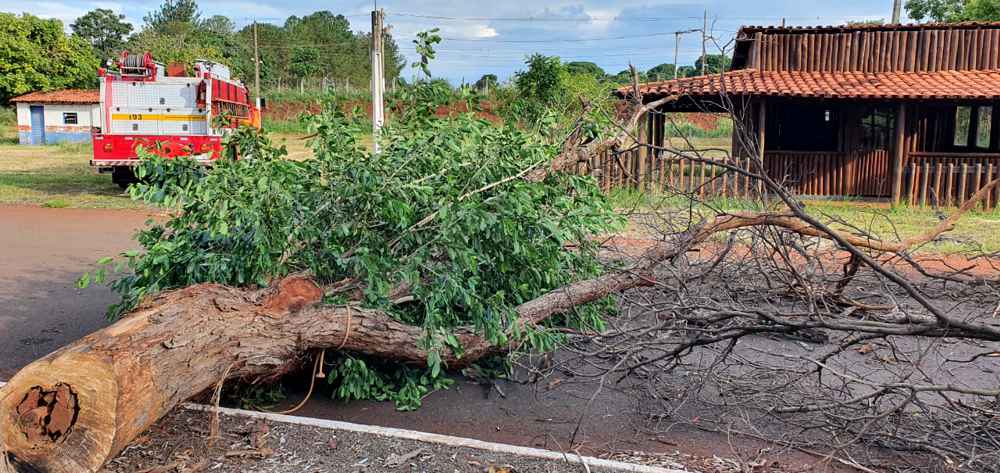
[745,26,1000,73]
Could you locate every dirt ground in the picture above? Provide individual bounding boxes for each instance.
[99,407,694,473]
[0,204,856,472]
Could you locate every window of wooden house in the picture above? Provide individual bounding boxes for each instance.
[954,106,971,146]
[62,112,78,125]
[860,106,895,150]
[976,106,992,149]
[767,103,840,152]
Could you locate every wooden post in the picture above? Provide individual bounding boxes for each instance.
[757,100,766,196]
[253,21,261,110]
[674,32,681,79]
[891,102,907,206]
[371,9,385,153]
[892,0,902,24]
[701,10,708,76]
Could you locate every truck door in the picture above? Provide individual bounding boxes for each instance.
[29,106,45,145]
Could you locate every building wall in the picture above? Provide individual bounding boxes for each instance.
[739,25,1000,73]
[16,102,100,145]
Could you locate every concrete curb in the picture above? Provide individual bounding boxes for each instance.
[182,402,690,473]
[0,380,689,473]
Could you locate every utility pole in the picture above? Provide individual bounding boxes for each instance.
[370,9,385,153]
[674,31,681,80]
[891,0,902,23]
[701,10,708,76]
[673,28,700,80]
[253,21,261,109]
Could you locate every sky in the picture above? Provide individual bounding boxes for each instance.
[3,0,908,83]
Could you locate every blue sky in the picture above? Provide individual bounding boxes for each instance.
[4,1,906,83]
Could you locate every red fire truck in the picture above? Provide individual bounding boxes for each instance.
[91,52,260,188]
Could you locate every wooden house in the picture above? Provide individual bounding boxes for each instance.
[618,22,1000,208]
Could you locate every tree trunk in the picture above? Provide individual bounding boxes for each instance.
[0,261,658,473]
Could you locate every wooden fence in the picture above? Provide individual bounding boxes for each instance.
[577,149,759,199]
[904,152,1000,209]
[576,148,1000,209]
[764,150,890,197]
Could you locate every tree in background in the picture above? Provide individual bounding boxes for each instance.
[693,54,731,75]
[128,1,249,81]
[200,15,235,36]
[611,68,646,84]
[70,9,133,61]
[565,61,605,78]
[143,0,200,31]
[906,0,1000,21]
[0,13,98,104]
[646,63,676,81]
[474,74,498,92]
[289,47,321,88]
[236,9,404,93]
[515,54,567,104]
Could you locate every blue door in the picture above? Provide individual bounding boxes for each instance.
[29,106,45,145]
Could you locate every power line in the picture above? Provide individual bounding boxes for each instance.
[388,12,834,23]
[415,31,684,43]
[389,12,701,22]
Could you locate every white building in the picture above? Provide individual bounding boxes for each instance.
[11,89,100,145]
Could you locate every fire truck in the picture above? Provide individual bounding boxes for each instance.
[91,52,260,188]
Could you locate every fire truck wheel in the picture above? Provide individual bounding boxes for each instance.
[111,167,137,190]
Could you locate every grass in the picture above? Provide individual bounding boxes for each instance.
[0,132,369,208]
[0,140,145,209]
[609,187,1000,254]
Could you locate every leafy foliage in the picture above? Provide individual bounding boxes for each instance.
[906,0,1000,21]
[498,54,616,142]
[84,67,622,407]
[694,54,732,75]
[565,61,606,78]
[474,74,498,92]
[0,13,99,104]
[143,0,201,31]
[70,9,133,60]
[412,28,442,79]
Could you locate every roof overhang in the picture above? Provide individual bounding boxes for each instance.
[618,69,1000,103]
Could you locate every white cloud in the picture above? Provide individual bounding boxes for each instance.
[581,7,620,33]
[3,1,88,25]
[443,23,498,39]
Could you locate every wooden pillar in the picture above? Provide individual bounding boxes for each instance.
[891,102,908,205]
[757,99,767,195]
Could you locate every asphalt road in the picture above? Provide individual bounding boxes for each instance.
[0,205,153,379]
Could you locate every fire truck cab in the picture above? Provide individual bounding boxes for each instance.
[91,52,259,188]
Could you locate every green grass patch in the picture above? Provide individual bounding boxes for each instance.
[0,107,17,145]
[665,116,733,139]
[42,198,71,208]
[0,143,144,209]
[611,187,1000,254]
[806,200,1000,254]
[263,119,309,135]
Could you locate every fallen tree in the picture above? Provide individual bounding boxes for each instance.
[3,65,999,473]
[4,193,995,472]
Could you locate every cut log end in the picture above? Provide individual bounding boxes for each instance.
[1,353,119,473]
[260,276,324,316]
[13,385,78,445]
